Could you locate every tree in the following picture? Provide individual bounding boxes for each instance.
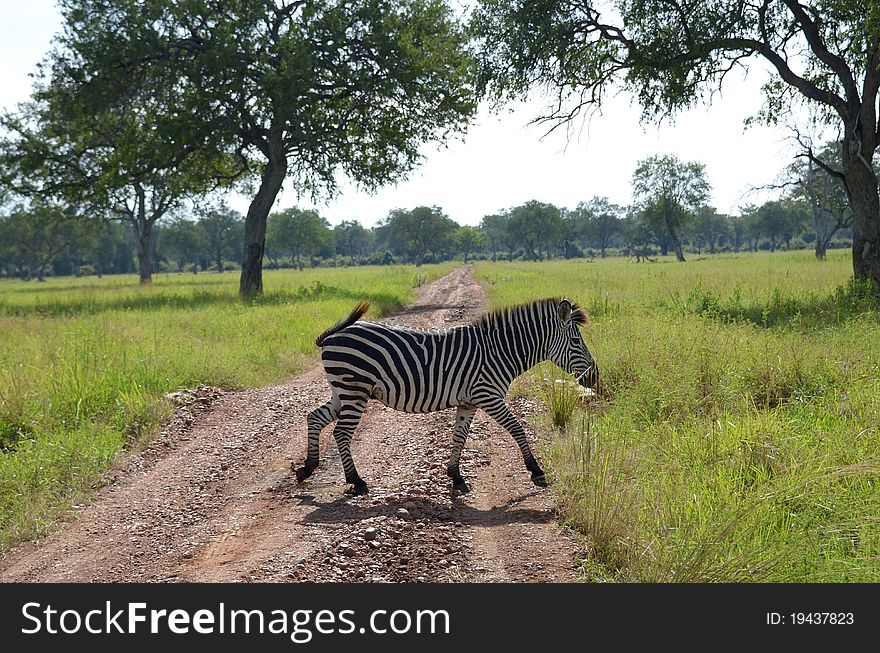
[754,200,808,251]
[384,206,458,265]
[66,0,476,297]
[267,208,333,270]
[786,143,853,258]
[89,222,135,276]
[161,217,205,273]
[0,0,234,285]
[729,212,753,252]
[575,196,622,257]
[0,203,92,280]
[691,206,732,254]
[558,207,583,258]
[199,206,244,272]
[737,205,765,252]
[479,213,508,262]
[506,200,564,260]
[454,226,484,263]
[632,155,710,261]
[473,0,880,285]
[334,220,373,263]
[620,208,655,260]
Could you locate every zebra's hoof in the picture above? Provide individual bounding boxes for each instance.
[452,481,470,494]
[294,467,310,483]
[294,461,317,483]
[346,481,369,496]
[531,473,549,488]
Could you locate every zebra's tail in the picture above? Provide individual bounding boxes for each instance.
[315,301,371,347]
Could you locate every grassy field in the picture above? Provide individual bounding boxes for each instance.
[475,250,880,582]
[0,264,454,547]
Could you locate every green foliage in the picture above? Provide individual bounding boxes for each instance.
[784,143,853,257]
[454,226,484,263]
[199,206,245,272]
[504,200,564,260]
[472,0,872,125]
[334,220,374,262]
[633,154,710,261]
[753,200,809,252]
[571,197,623,258]
[478,252,880,581]
[381,206,459,265]
[479,213,509,261]
[160,217,206,272]
[0,204,99,280]
[690,206,732,254]
[267,207,334,269]
[0,263,454,547]
[471,0,880,283]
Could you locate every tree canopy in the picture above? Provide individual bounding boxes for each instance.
[267,207,333,270]
[131,0,478,296]
[632,154,710,261]
[382,206,459,266]
[472,0,880,284]
[3,0,476,297]
[0,0,233,284]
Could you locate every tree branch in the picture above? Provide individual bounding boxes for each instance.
[719,37,849,118]
[780,0,859,108]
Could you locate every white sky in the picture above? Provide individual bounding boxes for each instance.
[1,1,807,228]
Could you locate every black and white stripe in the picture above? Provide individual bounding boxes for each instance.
[295,298,599,494]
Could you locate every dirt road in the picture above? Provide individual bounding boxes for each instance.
[0,267,582,583]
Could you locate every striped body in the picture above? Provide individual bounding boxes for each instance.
[322,322,484,413]
[295,298,598,495]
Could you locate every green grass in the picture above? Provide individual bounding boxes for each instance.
[475,250,880,582]
[0,264,454,547]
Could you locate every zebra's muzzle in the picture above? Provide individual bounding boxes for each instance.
[576,363,599,390]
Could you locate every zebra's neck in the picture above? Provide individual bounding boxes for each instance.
[474,301,553,388]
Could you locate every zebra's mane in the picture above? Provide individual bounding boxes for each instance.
[470,297,588,330]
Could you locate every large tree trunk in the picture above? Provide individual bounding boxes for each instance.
[129,184,153,284]
[131,212,153,285]
[811,194,826,260]
[844,155,880,286]
[666,219,686,262]
[135,230,152,283]
[813,208,828,260]
[240,147,288,299]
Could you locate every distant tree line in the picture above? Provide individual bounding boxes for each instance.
[0,148,857,279]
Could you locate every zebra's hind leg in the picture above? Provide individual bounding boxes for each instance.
[295,394,340,483]
[332,395,369,495]
[447,406,476,493]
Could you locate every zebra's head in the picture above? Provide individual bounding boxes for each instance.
[548,299,599,390]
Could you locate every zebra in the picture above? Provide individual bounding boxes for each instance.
[294,297,599,495]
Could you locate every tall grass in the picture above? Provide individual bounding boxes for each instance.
[0,264,454,547]
[477,251,880,582]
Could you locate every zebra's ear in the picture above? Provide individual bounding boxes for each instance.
[558,299,573,326]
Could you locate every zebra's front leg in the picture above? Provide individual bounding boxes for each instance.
[479,398,549,487]
[447,406,476,493]
[295,395,339,483]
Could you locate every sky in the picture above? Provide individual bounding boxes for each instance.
[1,1,808,228]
